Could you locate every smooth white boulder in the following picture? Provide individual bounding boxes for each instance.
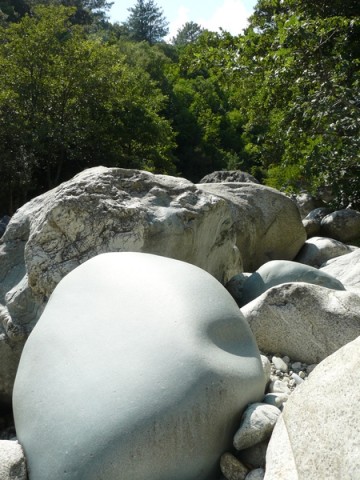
[13,252,266,480]
[321,248,360,294]
[264,336,360,480]
[242,282,360,363]
[295,236,354,267]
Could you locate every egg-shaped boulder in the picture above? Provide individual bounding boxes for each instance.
[240,260,345,306]
[13,252,265,480]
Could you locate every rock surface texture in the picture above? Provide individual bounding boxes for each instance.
[199,170,259,184]
[197,184,306,272]
[320,248,360,294]
[0,440,27,480]
[13,252,266,480]
[241,282,360,364]
[264,336,360,480]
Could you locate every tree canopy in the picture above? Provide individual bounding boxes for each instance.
[0,0,359,214]
[123,0,168,44]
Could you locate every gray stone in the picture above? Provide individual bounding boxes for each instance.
[226,273,252,306]
[302,207,332,238]
[295,236,354,267]
[292,192,323,219]
[237,441,268,469]
[197,183,306,272]
[233,403,280,451]
[13,252,266,480]
[320,248,360,294]
[0,440,27,480]
[0,167,242,402]
[260,355,271,385]
[264,336,360,480]
[240,260,344,306]
[320,208,360,242]
[262,393,288,409]
[242,282,360,364]
[245,468,265,480]
[199,170,259,184]
[220,453,249,480]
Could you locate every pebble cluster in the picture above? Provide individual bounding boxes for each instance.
[219,353,318,480]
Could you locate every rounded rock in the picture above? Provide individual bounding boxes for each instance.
[13,252,266,480]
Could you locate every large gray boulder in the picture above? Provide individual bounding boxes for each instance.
[294,236,355,268]
[320,208,360,242]
[197,183,306,272]
[240,260,344,306]
[0,167,241,403]
[13,252,266,480]
[241,282,360,364]
[264,336,360,480]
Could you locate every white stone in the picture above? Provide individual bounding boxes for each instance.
[320,248,360,294]
[233,403,280,451]
[268,380,291,395]
[242,282,360,364]
[265,336,360,480]
[260,355,271,384]
[271,356,288,372]
[0,440,27,480]
[295,236,354,267]
[197,183,306,272]
[290,373,304,385]
[13,253,266,480]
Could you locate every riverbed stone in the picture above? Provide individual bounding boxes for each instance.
[240,260,344,306]
[264,336,360,480]
[13,252,266,480]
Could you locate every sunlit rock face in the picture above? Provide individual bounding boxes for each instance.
[13,252,266,480]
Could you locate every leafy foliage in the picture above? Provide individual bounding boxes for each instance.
[0,6,175,212]
[235,0,360,206]
[123,0,168,45]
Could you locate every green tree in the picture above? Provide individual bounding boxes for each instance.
[236,0,360,206]
[171,21,203,46]
[0,5,176,213]
[123,0,169,45]
[166,30,247,181]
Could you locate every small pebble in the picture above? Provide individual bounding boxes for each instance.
[291,361,303,372]
[263,393,288,408]
[268,379,291,395]
[245,468,265,480]
[272,356,288,373]
[299,371,306,379]
[291,372,304,385]
[220,453,249,480]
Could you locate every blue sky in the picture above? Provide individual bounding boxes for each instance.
[108,0,258,39]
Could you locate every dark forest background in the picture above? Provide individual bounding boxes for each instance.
[0,0,359,214]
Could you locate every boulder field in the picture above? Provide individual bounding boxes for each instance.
[0,166,359,480]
